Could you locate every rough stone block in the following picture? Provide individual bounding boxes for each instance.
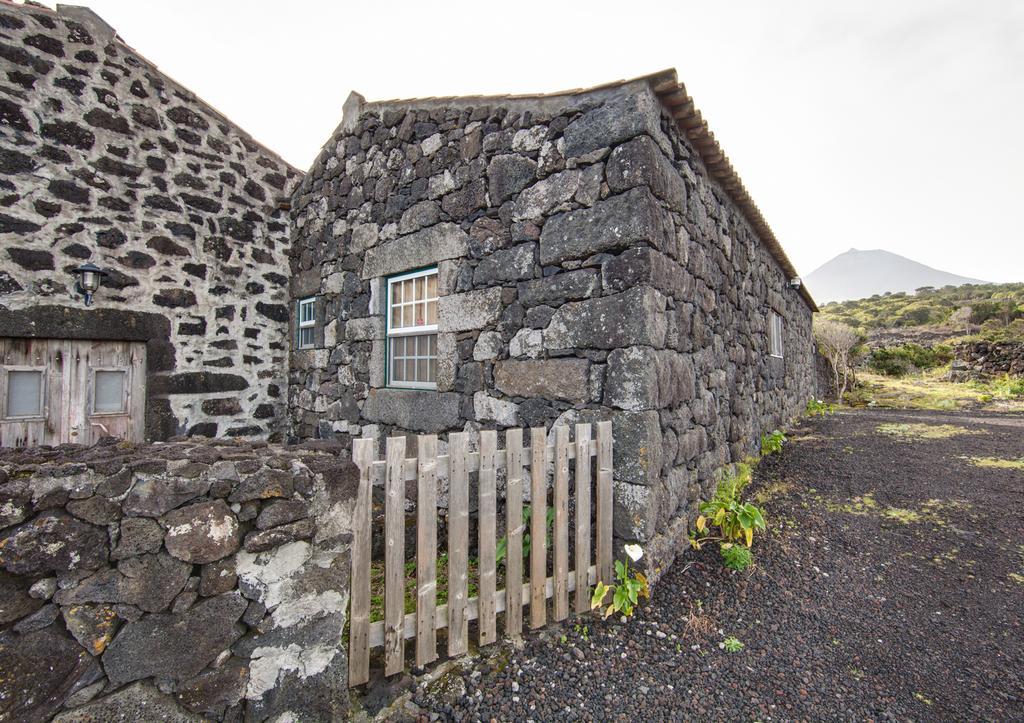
[612,480,659,542]
[604,347,696,411]
[494,359,590,402]
[516,269,598,307]
[602,246,691,300]
[612,411,662,486]
[487,154,537,204]
[606,135,687,211]
[562,91,665,158]
[544,287,667,351]
[438,287,504,333]
[539,187,672,265]
[361,389,461,433]
[362,222,467,279]
[512,169,581,221]
[473,243,536,285]
[473,392,519,426]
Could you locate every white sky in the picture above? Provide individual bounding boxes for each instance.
[57,0,1024,282]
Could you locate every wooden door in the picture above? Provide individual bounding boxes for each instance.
[0,338,146,447]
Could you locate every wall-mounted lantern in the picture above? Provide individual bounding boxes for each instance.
[71,262,108,306]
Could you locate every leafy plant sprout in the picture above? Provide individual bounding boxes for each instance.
[591,545,650,619]
[722,636,744,653]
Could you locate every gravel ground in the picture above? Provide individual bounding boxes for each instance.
[401,408,1023,721]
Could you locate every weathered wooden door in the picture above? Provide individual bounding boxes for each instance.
[0,338,146,447]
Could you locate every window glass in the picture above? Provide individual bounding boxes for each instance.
[94,370,126,414]
[297,297,316,349]
[7,370,42,417]
[387,268,439,388]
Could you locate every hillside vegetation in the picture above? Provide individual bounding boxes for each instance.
[819,282,1024,340]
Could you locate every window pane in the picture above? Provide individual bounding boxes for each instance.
[392,282,402,305]
[427,274,437,300]
[426,300,437,325]
[94,370,125,413]
[7,370,42,417]
[415,302,426,326]
[428,358,436,382]
[405,359,415,381]
[403,279,414,305]
[402,304,413,328]
[428,334,437,355]
[417,358,428,381]
[299,327,315,349]
[391,305,401,329]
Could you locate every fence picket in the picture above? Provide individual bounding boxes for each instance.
[529,427,547,629]
[575,423,592,614]
[348,438,374,687]
[384,436,406,676]
[478,430,497,646]
[447,432,470,656]
[415,435,438,667]
[505,429,524,637]
[553,425,570,621]
[596,421,613,584]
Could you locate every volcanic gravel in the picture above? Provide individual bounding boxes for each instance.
[404,408,1024,721]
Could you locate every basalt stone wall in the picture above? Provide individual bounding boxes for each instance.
[0,437,354,721]
[0,4,301,439]
[950,340,1024,380]
[288,81,815,576]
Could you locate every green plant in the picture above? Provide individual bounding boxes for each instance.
[868,344,953,376]
[805,398,835,416]
[591,545,650,619]
[691,464,766,549]
[719,543,753,571]
[760,429,786,456]
[722,636,744,652]
[574,624,590,642]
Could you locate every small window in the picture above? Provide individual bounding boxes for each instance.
[387,268,438,389]
[297,297,316,350]
[769,311,784,358]
[6,369,44,418]
[93,370,126,414]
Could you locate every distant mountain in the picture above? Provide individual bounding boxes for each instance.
[805,248,986,304]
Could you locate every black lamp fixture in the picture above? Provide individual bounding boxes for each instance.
[71,262,108,306]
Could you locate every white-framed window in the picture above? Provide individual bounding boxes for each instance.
[3,368,45,419]
[297,297,316,350]
[387,267,438,389]
[769,310,784,358]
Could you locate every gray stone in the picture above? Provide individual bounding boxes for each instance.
[604,347,695,411]
[162,500,240,564]
[612,480,659,542]
[123,477,212,517]
[512,169,581,220]
[53,682,202,723]
[28,576,57,600]
[0,512,107,575]
[111,517,163,559]
[606,135,687,211]
[55,552,190,613]
[398,200,440,234]
[176,659,248,716]
[438,287,505,332]
[539,187,672,265]
[199,557,237,597]
[0,628,97,723]
[613,411,663,486]
[256,500,309,531]
[494,359,590,402]
[487,154,537,204]
[473,243,535,285]
[362,222,468,279]
[13,602,59,632]
[66,495,121,526]
[243,518,315,553]
[508,328,543,358]
[0,570,43,623]
[544,287,667,351]
[102,592,247,686]
[228,468,294,504]
[602,246,691,299]
[472,330,503,361]
[361,389,461,433]
[473,393,519,426]
[517,269,598,307]
[562,91,665,158]
[61,603,118,655]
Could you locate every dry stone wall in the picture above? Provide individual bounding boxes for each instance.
[0,4,300,439]
[0,436,355,721]
[289,81,815,575]
[951,340,1024,379]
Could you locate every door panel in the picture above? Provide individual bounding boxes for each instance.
[0,338,146,447]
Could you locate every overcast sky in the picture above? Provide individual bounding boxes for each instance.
[65,0,1023,282]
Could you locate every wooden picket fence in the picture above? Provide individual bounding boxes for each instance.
[348,422,613,686]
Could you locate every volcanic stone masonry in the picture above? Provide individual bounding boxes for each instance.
[0,436,355,721]
[288,78,818,576]
[0,3,301,439]
[950,340,1024,380]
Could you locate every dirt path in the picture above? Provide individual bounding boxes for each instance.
[408,408,1024,721]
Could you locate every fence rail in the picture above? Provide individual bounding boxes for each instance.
[348,422,613,687]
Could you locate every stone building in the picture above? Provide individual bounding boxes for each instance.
[0,2,300,444]
[288,71,819,570]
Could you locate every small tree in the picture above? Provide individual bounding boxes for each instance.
[814,318,861,398]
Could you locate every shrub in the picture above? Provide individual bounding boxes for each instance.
[869,344,952,376]
[691,464,767,551]
[760,429,786,455]
[720,543,753,571]
[806,398,836,416]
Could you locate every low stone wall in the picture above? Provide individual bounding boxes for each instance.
[0,438,355,721]
[951,341,1024,379]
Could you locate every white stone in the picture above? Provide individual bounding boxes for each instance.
[508,328,542,359]
[512,170,581,221]
[421,133,444,156]
[473,331,503,361]
[512,125,547,152]
[473,393,518,426]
